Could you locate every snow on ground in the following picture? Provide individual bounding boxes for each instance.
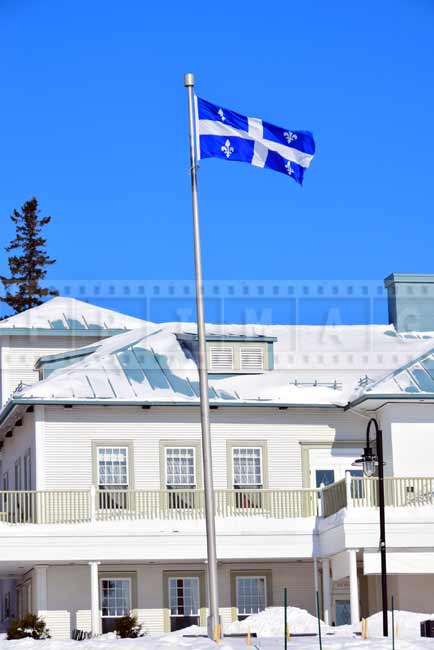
[2,609,434,650]
[353,610,434,639]
[1,632,434,650]
[226,607,334,637]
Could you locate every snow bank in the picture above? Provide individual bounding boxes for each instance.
[226,606,333,637]
[353,610,434,638]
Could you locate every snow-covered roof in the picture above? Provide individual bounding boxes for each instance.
[8,319,434,408]
[0,297,146,334]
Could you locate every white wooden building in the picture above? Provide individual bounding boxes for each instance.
[0,274,434,638]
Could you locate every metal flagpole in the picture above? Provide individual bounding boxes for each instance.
[184,72,220,638]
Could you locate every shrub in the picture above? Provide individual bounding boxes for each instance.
[113,615,144,638]
[7,613,51,640]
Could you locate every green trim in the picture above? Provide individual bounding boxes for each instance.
[159,440,203,490]
[162,570,206,632]
[230,569,273,622]
[267,342,274,370]
[226,440,269,489]
[35,347,98,368]
[384,273,434,288]
[10,399,341,408]
[91,440,135,489]
[299,441,365,488]
[0,328,126,337]
[346,393,434,410]
[177,333,277,343]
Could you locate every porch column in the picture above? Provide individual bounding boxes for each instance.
[322,559,331,625]
[89,561,101,636]
[349,550,360,624]
[34,565,48,617]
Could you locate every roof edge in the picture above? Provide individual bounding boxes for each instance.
[0,327,129,337]
[0,398,342,426]
[346,392,434,410]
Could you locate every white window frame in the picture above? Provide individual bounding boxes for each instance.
[100,577,132,619]
[165,447,196,489]
[240,346,264,371]
[97,446,129,490]
[236,575,267,616]
[232,447,263,488]
[168,576,200,618]
[209,346,234,371]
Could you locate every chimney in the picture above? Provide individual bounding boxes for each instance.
[384,274,434,332]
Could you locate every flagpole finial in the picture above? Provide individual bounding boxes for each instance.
[184,73,194,87]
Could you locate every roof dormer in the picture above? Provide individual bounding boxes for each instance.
[177,333,276,374]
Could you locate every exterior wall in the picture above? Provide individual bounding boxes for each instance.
[394,575,434,613]
[41,561,315,639]
[41,406,364,491]
[0,335,101,406]
[1,411,36,490]
[380,403,434,476]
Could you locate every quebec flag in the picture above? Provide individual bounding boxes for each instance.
[195,97,315,185]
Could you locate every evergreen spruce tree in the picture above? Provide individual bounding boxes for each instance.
[0,197,58,314]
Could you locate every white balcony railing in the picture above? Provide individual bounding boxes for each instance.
[0,487,318,525]
[0,478,432,525]
[321,476,434,517]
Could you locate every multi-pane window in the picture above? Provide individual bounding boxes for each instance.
[4,592,10,620]
[14,459,22,491]
[97,447,129,490]
[236,577,266,618]
[233,448,263,488]
[165,448,196,489]
[169,577,199,617]
[23,451,32,490]
[100,578,131,618]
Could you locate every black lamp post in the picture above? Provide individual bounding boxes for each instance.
[353,418,388,637]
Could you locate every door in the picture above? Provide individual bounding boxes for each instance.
[100,578,131,633]
[168,577,200,631]
[335,599,351,626]
[309,448,362,488]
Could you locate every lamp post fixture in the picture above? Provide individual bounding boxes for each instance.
[353,418,388,637]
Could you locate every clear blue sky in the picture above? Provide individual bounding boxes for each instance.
[1,0,433,324]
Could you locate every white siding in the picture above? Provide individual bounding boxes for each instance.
[1,412,36,490]
[42,406,364,491]
[381,403,434,476]
[0,335,101,406]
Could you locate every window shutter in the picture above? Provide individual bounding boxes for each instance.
[240,347,264,371]
[209,346,234,371]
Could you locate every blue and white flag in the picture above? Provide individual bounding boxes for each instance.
[195,97,315,185]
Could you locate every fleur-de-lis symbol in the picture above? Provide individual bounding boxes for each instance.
[218,108,226,121]
[285,161,294,176]
[221,139,234,158]
[284,131,298,144]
